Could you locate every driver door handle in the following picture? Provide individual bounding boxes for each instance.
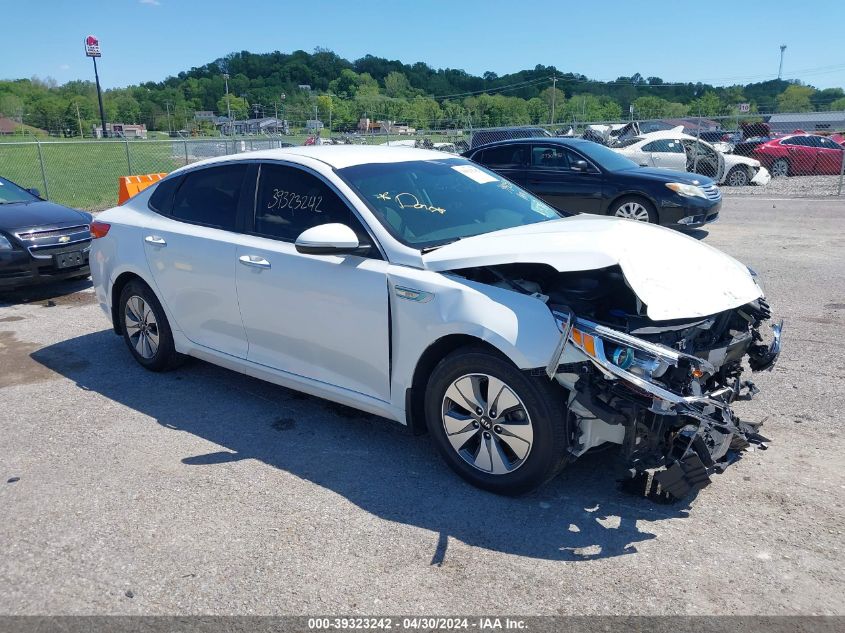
[144,235,167,246]
[239,254,271,269]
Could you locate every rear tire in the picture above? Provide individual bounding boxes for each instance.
[118,279,182,372]
[726,166,750,187]
[608,196,658,223]
[771,158,790,177]
[424,346,571,496]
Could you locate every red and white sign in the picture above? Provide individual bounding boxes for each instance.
[85,35,101,58]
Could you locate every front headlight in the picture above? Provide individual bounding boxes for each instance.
[666,182,707,199]
[0,234,14,250]
[571,326,670,383]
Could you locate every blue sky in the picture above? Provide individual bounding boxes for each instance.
[1,0,844,91]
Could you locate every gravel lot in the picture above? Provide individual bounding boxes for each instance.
[722,174,844,197]
[1,197,843,616]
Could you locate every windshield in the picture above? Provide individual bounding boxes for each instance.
[576,141,641,172]
[0,177,38,205]
[338,158,562,249]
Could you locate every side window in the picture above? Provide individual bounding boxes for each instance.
[782,137,806,147]
[171,164,248,230]
[531,145,570,170]
[147,175,182,214]
[479,145,527,168]
[255,164,364,243]
[642,139,683,153]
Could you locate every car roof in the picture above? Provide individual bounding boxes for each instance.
[467,137,594,153]
[171,145,458,173]
[634,129,698,141]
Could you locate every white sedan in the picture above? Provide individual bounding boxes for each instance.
[90,146,781,497]
[614,128,771,187]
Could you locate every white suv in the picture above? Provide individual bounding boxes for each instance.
[90,146,781,497]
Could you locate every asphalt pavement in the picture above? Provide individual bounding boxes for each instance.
[1,197,843,615]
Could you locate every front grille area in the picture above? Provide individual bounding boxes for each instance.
[15,224,89,241]
[701,184,721,200]
[14,224,92,258]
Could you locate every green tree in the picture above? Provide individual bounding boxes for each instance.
[830,97,845,111]
[776,85,815,113]
[384,71,413,98]
[217,95,249,119]
[688,91,723,117]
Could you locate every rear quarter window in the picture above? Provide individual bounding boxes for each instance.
[147,175,182,215]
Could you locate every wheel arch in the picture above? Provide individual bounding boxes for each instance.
[404,334,515,435]
[606,192,660,223]
[110,270,152,335]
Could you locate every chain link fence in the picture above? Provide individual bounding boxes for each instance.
[1,112,843,211]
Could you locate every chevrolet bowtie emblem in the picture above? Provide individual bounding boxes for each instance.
[58,236,71,243]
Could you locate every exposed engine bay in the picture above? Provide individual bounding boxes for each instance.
[454,263,783,501]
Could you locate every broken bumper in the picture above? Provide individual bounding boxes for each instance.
[549,311,783,499]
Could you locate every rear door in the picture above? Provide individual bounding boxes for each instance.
[142,163,251,358]
[524,144,604,214]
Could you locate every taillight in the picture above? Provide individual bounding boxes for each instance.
[90,221,111,239]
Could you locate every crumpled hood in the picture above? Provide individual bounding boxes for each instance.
[423,216,762,321]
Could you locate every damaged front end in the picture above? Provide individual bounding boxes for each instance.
[455,262,783,501]
[549,299,782,501]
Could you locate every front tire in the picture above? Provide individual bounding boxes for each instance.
[119,279,181,372]
[609,196,657,223]
[424,347,571,495]
[726,166,750,187]
[771,158,790,177]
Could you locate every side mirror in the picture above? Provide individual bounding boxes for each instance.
[295,223,362,255]
[27,188,41,198]
[571,160,590,172]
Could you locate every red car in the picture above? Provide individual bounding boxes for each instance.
[752,134,844,177]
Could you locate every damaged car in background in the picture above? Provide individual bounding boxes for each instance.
[90,146,782,500]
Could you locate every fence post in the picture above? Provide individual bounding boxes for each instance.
[35,138,49,200]
[183,139,189,164]
[124,137,133,174]
[839,148,844,196]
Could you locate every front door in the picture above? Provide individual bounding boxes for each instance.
[234,162,391,401]
[143,162,250,358]
[524,144,604,214]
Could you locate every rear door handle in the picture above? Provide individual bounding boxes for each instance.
[239,254,271,269]
[144,235,167,246]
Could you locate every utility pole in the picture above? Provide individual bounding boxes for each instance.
[778,44,787,80]
[165,100,173,134]
[223,73,232,136]
[550,75,557,125]
[75,102,83,138]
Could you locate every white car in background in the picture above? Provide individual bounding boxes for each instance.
[89,146,781,498]
[614,128,771,187]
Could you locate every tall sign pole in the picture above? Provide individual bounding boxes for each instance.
[85,35,108,138]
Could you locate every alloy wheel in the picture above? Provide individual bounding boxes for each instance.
[614,201,651,222]
[771,159,789,177]
[124,295,160,359]
[728,168,749,187]
[441,373,534,475]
